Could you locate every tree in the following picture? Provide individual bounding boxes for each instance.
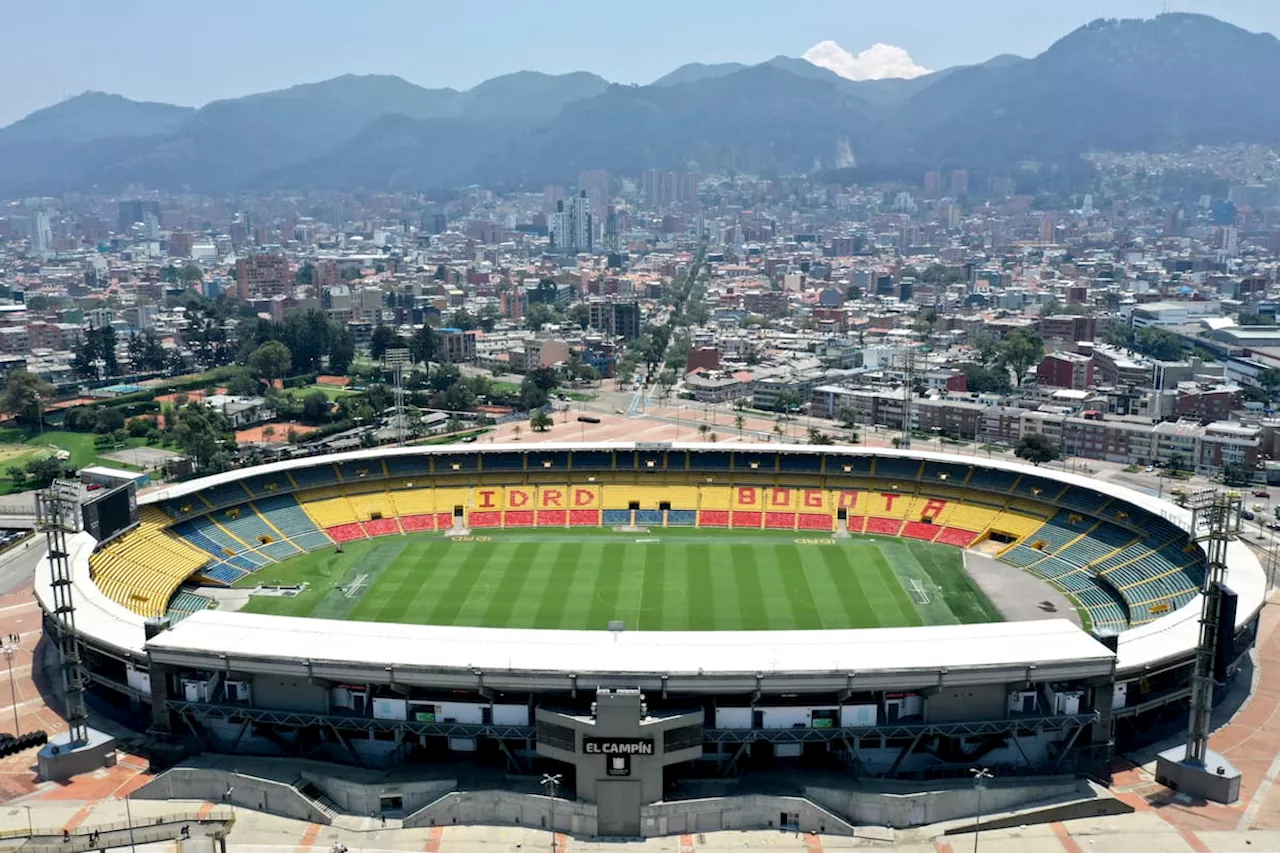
[808,427,834,445]
[1223,461,1256,487]
[998,329,1044,386]
[526,303,559,332]
[971,333,1000,366]
[172,403,235,472]
[1014,433,1061,466]
[1,371,52,428]
[370,325,400,361]
[295,263,315,285]
[224,369,261,398]
[735,414,745,438]
[1257,368,1280,400]
[837,407,860,443]
[181,264,203,285]
[249,340,292,383]
[960,363,1013,395]
[301,392,332,425]
[512,424,523,440]
[328,328,355,375]
[409,324,436,365]
[530,409,554,432]
[698,423,710,441]
[1134,327,1185,362]
[1167,452,1188,473]
[262,425,276,441]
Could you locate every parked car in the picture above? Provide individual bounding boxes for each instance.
[1254,490,1270,498]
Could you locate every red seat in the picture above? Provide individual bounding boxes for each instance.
[504,510,535,527]
[764,512,795,530]
[569,509,600,526]
[901,521,940,541]
[468,511,501,528]
[731,511,762,528]
[865,517,903,536]
[400,514,437,532]
[363,518,400,537]
[699,510,730,527]
[327,523,367,542]
[936,527,979,547]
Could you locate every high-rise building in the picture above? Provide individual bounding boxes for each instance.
[949,169,970,197]
[923,170,942,199]
[542,185,566,214]
[549,191,593,254]
[117,200,161,234]
[29,212,51,253]
[168,230,194,258]
[235,253,291,299]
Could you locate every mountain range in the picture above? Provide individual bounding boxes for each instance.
[2,13,1278,196]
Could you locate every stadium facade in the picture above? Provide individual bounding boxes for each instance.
[37,443,1264,836]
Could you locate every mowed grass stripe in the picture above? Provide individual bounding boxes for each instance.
[753,545,795,629]
[706,544,741,630]
[908,541,1000,623]
[685,545,715,630]
[422,542,510,625]
[637,542,666,630]
[475,542,543,628]
[584,543,626,628]
[556,541,604,628]
[865,542,925,627]
[796,545,852,628]
[775,545,826,630]
[818,545,876,627]
[529,543,583,628]
[731,545,769,630]
[354,540,448,622]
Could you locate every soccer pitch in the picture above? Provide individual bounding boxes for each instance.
[234,529,1001,630]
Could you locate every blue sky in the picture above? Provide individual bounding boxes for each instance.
[3,0,1280,127]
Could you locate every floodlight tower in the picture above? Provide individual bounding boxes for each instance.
[1154,486,1243,803]
[35,480,117,779]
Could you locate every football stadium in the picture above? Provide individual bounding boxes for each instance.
[36,443,1266,836]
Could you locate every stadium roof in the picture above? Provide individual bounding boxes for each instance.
[146,611,1113,687]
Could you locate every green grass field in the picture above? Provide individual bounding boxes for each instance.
[235,530,1001,631]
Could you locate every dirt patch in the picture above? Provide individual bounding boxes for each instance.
[235,422,317,444]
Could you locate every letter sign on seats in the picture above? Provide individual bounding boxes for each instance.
[477,490,498,509]
[803,490,824,508]
[770,488,792,508]
[508,488,531,508]
[573,488,598,507]
[922,499,947,518]
[837,491,859,509]
[736,487,757,507]
[542,488,564,508]
[881,493,900,512]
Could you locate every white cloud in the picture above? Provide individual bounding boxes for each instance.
[802,41,930,81]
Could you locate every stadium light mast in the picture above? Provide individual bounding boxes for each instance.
[385,347,411,447]
[40,481,89,747]
[1154,486,1243,803]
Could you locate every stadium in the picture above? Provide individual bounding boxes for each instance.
[36,443,1266,836]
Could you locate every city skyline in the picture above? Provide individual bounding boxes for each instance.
[4,0,1280,127]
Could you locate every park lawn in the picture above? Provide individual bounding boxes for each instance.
[0,428,148,492]
[235,529,1000,631]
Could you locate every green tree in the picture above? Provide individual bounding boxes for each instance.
[172,403,235,472]
[530,409,554,432]
[295,262,315,285]
[837,407,860,443]
[300,392,332,425]
[1257,368,1280,399]
[526,303,559,331]
[998,328,1044,386]
[249,340,292,383]
[971,333,1000,366]
[698,423,711,441]
[224,369,261,398]
[808,427,834,445]
[181,264,203,285]
[1134,327,1186,362]
[328,328,356,374]
[370,325,400,361]
[960,363,1013,394]
[1014,433,1061,466]
[409,324,436,365]
[1,371,52,427]
[735,413,745,438]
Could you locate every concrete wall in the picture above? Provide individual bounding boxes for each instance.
[928,684,1006,723]
[253,676,327,713]
[302,771,456,816]
[131,768,331,824]
[404,791,858,838]
[804,778,1086,828]
[405,791,598,836]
